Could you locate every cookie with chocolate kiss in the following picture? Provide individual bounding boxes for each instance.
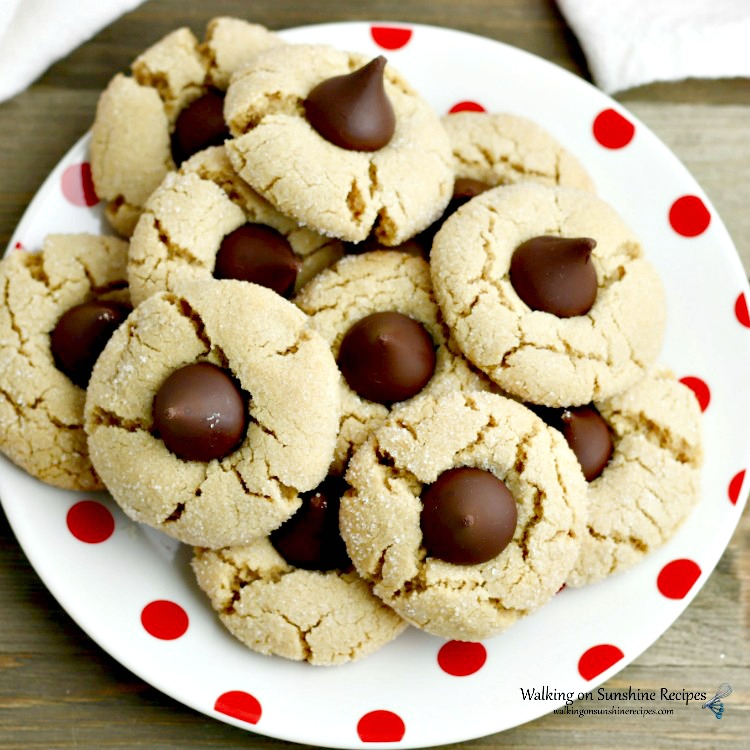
[84,278,340,549]
[128,145,344,306]
[192,536,406,665]
[566,370,703,587]
[90,18,283,236]
[442,111,596,193]
[340,390,587,641]
[224,43,453,245]
[0,233,130,490]
[431,182,666,407]
[295,251,492,474]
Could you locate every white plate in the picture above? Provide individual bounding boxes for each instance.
[1,21,749,750]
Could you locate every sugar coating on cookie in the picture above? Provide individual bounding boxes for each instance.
[340,390,587,641]
[0,234,130,490]
[567,369,703,587]
[294,251,491,473]
[84,278,340,548]
[192,539,407,665]
[430,182,666,406]
[90,18,282,236]
[127,145,344,306]
[442,111,595,193]
[224,44,454,244]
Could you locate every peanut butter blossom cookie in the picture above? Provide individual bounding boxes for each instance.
[192,475,406,665]
[430,182,666,406]
[340,390,587,641]
[345,110,596,260]
[128,145,344,306]
[442,111,596,195]
[0,234,130,490]
[84,278,340,548]
[224,44,454,244]
[559,369,704,587]
[294,251,491,473]
[368,111,598,259]
[90,18,282,236]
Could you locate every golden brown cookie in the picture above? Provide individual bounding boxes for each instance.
[294,251,491,473]
[443,111,595,193]
[192,538,407,665]
[127,145,344,306]
[0,234,130,490]
[566,369,703,587]
[340,390,587,641]
[90,18,282,236]
[84,278,340,548]
[430,182,666,406]
[224,44,454,244]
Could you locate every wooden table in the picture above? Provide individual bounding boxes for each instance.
[0,1,748,747]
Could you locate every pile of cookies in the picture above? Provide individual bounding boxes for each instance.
[0,18,703,666]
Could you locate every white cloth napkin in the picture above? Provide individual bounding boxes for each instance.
[0,0,145,103]
[556,0,750,93]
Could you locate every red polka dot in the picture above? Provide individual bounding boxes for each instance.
[357,710,406,743]
[734,293,750,328]
[61,163,99,207]
[592,108,635,149]
[728,470,746,505]
[448,101,486,114]
[370,26,413,50]
[679,376,710,412]
[669,195,710,237]
[13,241,24,251]
[214,690,262,725]
[657,559,701,600]
[437,641,487,676]
[66,500,114,544]
[578,644,624,680]
[140,600,189,640]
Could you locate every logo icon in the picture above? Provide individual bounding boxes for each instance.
[702,683,732,719]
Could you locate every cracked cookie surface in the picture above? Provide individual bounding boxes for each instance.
[294,251,492,473]
[430,182,666,406]
[192,539,407,665]
[127,145,344,306]
[0,234,129,490]
[224,44,454,244]
[90,17,282,237]
[84,278,340,548]
[567,369,703,587]
[339,390,587,641]
[443,111,595,192]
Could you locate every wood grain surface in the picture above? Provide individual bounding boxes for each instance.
[0,1,748,748]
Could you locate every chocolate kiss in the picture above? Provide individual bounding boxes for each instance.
[527,403,613,482]
[270,475,351,571]
[171,90,229,165]
[304,56,396,151]
[50,300,132,388]
[509,235,598,317]
[337,311,436,404]
[420,467,518,565]
[152,363,247,462]
[560,406,614,482]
